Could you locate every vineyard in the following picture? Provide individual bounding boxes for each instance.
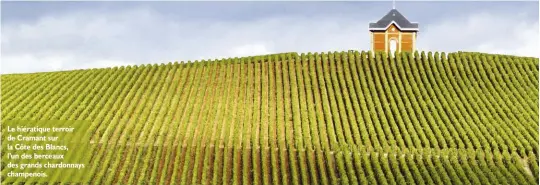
[1,50,539,184]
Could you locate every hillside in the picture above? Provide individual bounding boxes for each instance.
[1,50,539,184]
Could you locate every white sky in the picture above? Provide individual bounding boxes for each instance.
[1,1,539,74]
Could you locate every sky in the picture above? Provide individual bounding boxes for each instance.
[1,1,539,74]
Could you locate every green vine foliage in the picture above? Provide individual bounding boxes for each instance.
[1,50,537,184]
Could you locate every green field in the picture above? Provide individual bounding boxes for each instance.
[1,50,538,184]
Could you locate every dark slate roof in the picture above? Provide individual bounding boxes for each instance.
[369,9,419,31]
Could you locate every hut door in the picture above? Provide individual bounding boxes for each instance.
[389,39,397,55]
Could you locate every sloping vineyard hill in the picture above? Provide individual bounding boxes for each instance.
[1,50,538,184]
